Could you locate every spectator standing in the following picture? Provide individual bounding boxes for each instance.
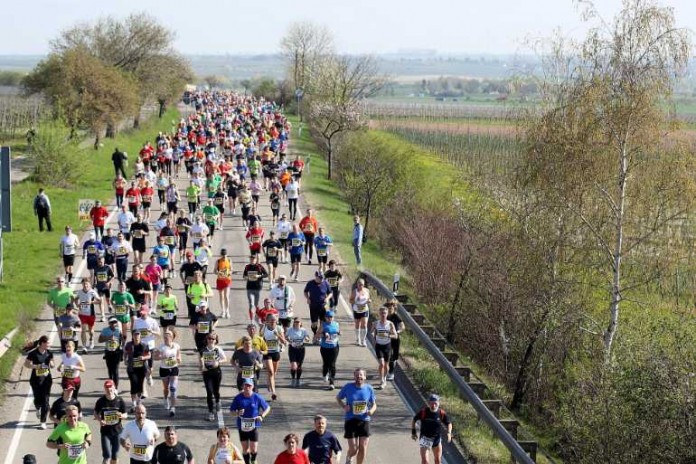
[34,188,52,232]
[112,147,128,177]
[352,216,363,267]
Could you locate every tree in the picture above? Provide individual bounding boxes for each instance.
[24,47,138,146]
[307,54,386,179]
[280,22,334,120]
[136,53,193,122]
[522,0,693,360]
[202,75,230,90]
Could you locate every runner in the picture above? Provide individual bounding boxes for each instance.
[57,304,81,353]
[385,299,405,381]
[285,177,300,221]
[243,254,269,321]
[123,331,151,411]
[94,379,127,464]
[140,180,155,223]
[48,276,75,326]
[151,426,195,464]
[60,225,80,283]
[110,280,135,343]
[119,404,160,463]
[57,340,86,399]
[199,331,226,421]
[262,231,282,287]
[229,378,271,464]
[191,216,210,250]
[371,306,398,389]
[255,298,279,328]
[269,275,296,332]
[82,232,105,285]
[287,225,306,282]
[117,205,135,242]
[213,184,228,219]
[111,232,133,282]
[246,221,265,257]
[304,271,332,337]
[113,175,126,208]
[202,198,221,239]
[302,415,342,464]
[133,307,161,388]
[153,328,182,417]
[157,284,179,328]
[99,317,124,388]
[298,209,318,265]
[130,214,150,266]
[262,314,287,401]
[49,385,82,427]
[207,427,244,464]
[232,335,265,391]
[186,270,213,319]
[125,181,141,216]
[145,255,164,305]
[75,278,101,352]
[102,228,117,274]
[186,180,202,216]
[286,318,310,388]
[411,395,453,464]
[176,210,192,258]
[313,227,333,274]
[24,335,54,430]
[238,184,253,229]
[215,248,233,318]
[324,260,343,311]
[45,405,92,464]
[165,181,180,215]
[269,185,281,226]
[93,256,114,318]
[126,265,152,310]
[159,218,178,275]
[336,368,377,464]
[153,234,173,280]
[156,172,168,207]
[275,214,292,264]
[318,311,341,391]
[349,279,372,347]
[273,433,310,464]
[190,300,218,353]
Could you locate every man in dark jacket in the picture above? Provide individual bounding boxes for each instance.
[111,147,128,177]
[33,188,52,232]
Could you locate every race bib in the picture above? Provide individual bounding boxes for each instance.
[87,245,97,254]
[317,249,327,257]
[127,196,136,204]
[197,321,211,333]
[132,359,144,368]
[164,236,176,246]
[177,225,187,233]
[67,444,84,459]
[117,247,128,256]
[214,197,224,205]
[328,277,338,287]
[193,232,203,239]
[133,444,148,456]
[303,224,313,233]
[247,271,258,282]
[419,436,434,449]
[79,303,91,316]
[376,329,390,344]
[241,366,254,378]
[290,339,304,348]
[97,273,108,282]
[266,339,279,351]
[139,328,150,338]
[158,248,170,258]
[355,304,368,313]
[352,401,367,415]
[240,418,256,432]
[162,311,175,320]
[250,235,260,243]
[55,308,67,318]
[35,365,50,377]
[203,352,216,366]
[61,328,74,340]
[103,409,120,426]
[185,276,195,284]
[280,232,289,239]
[164,357,177,367]
[114,304,127,316]
[62,366,76,378]
[142,195,152,202]
[133,230,143,239]
[291,239,301,247]
[106,339,120,351]
[266,247,277,257]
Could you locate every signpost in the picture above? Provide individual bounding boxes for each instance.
[0,147,12,282]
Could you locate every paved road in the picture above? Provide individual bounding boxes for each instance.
[0,154,423,463]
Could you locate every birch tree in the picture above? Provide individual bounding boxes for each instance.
[523,0,693,360]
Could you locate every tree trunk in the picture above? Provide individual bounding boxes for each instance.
[326,139,333,180]
[510,308,549,411]
[158,100,166,118]
[603,144,628,361]
[93,133,101,150]
[446,273,468,343]
[364,195,372,242]
[105,123,115,139]
[133,115,141,129]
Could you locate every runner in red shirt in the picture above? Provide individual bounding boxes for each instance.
[255,298,279,327]
[113,175,126,208]
[246,224,265,256]
[274,433,310,464]
[298,209,319,265]
[140,181,155,223]
[125,181,141,216]
[89,200,110,240]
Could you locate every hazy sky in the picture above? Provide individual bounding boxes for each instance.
[2,0,695,55]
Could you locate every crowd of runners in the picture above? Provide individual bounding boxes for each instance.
[27,91,452,464]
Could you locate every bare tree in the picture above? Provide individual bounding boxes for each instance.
[522,0,692,360]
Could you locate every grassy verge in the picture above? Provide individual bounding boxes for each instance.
[0,109,179,392]
[289,115,552,463]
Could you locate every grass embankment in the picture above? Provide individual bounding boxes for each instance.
[290,116,552,463]
[0,109,179,391]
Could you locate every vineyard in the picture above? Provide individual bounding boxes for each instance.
[0,95,46,142]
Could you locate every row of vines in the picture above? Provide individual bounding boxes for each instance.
[0,95,47,142]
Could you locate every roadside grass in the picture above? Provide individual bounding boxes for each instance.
[289,115,553,463]
[0,109,179,392]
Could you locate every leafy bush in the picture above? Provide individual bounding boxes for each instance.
[27,120,82,187]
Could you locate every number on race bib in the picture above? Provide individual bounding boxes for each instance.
[418,436,435,449]
[241,366,254,378]
[66,444,84,459]
[240,418,256,432]
[352,401,367,415]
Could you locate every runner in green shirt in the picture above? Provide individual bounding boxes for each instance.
[48,276,75,323]
[248,156,261,177]
[202,199,220,238]
[186,182,201,216]
[46,405,92,464]
[157,284,179,328]
[110,281,135,342]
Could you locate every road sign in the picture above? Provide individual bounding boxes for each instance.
[0,147,11,232]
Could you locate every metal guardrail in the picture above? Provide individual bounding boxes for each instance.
[360,270,536,464]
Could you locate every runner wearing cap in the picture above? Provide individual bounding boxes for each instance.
[349,279,372,347]
[229,378,271,464]
[319,311,341,390]
[262,314,287,401]
[336,368,377,464]
[200,331,226,421]
[154,328,182,417]
[94,379,128,464]
[304,272,332,338]
[49,384,82,427]
[157,284,179,328]
[99,317,124,388]
[411,394,452,464]
[270,275,296,332]
[286,318,311,388]
[190,300,218,353]
[215,249,233,318]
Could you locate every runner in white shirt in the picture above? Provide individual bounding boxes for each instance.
[275,216,292,264]
[371,307,398,390]
[153,328,181,417]
[60,225,80,283]
[119,404,160,463]
[132,309,161,390]
[117,205,136,240]
[269,275,296,333]
[190,217,210,249]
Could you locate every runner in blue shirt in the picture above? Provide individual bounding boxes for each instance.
[336,368,376,464]
[229,378,271,464]
[313,227,333,274]
[82,232,105,283]
[302,414,342,464]
[286,224,306,282]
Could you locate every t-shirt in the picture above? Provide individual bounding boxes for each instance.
[337,383,376,421]
[152,442,194,464]
[94,395,127,435]
[320,322,340,348]
[287,232,305,255]
[232,349,263,378]
[273,450,310,464]
[100,326,122,352]
[199,345,226,369]
[50,397,82,422]
[414,407,451,438]
[302,430,342,464]
[47,421,92,464]
[324,270,342,289]
[27,349,53,380]
[229,393,269,431]
[111,292,135,319]
[157,295,178,318]
[61,234,80,256]
[49,288,75,318]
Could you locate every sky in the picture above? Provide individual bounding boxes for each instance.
[1,0,695,56]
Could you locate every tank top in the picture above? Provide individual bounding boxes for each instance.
[216,258,231,278]
[212,444,240,464]
[263,326,282,353]
[353,289,370,313]
[374,320,394,346]
[157,343,179,369]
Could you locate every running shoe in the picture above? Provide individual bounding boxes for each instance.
[164,398,170,410]
[324,375,330,384]
[169,408,176,417]
[39,423,47,430]
[89,341,95,350]
[35,409,41,420]
[328,384,335,391]
[148,375,154,387]
[207,412,215,422]
[387,373,395,381]
[271,393,277,401]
